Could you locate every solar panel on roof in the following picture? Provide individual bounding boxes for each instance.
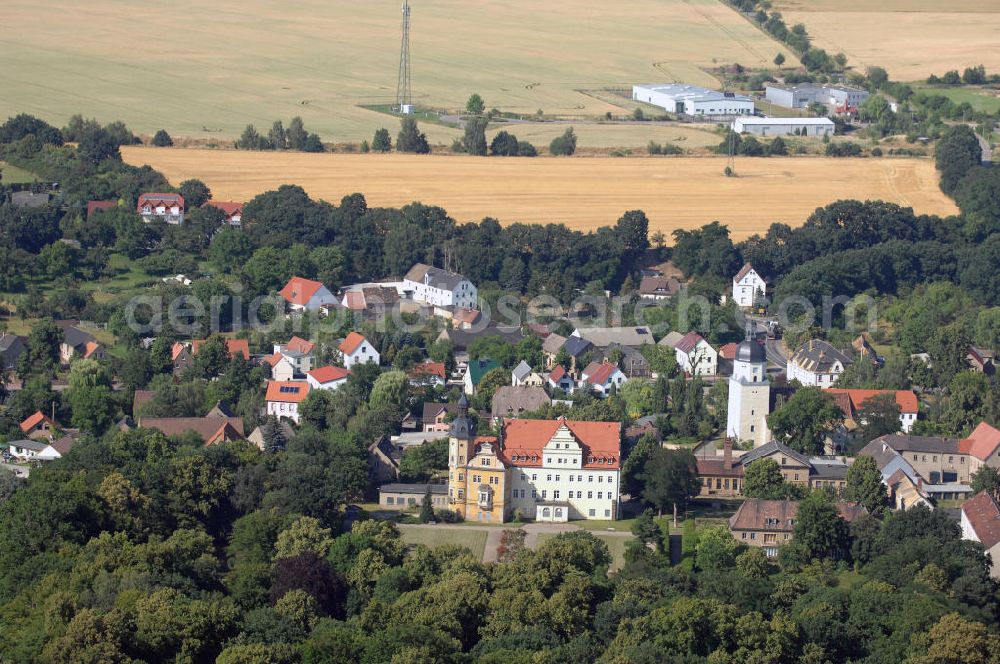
[279,385,300,394]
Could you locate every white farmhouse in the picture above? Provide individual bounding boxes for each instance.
[279,277,340,313]
[306,365,351,391]
[403,264,477,309]
[961,491,1000,579]
[579,361,627,397]
[338,332,379,369]
[137,193,185,224]
[265,380,310,423]
[732,263,766,308]
[786,340,852,387]
[674,332,718,377]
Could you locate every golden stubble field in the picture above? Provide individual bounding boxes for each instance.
[771,0,1000,81]
[122,147,958,240]
[0,0,791,146]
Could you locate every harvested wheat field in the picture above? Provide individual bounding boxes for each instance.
[1,0,791,144]
[123,147,957,240]
[772,0,1000,81]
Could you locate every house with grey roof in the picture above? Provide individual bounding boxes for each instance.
[403,263,477,309]
[786,339,852,387]
[491,385,551,421]
[511,360,544,387]
[572,326,654,349]
[0,333,26,372]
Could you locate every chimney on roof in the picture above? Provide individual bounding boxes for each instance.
[724,438,733,468]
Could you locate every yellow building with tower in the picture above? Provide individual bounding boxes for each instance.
[448,396,622,523]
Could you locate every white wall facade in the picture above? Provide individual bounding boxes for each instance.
[266,400,301,423]
[732,268,766,307]
[786,360,844,387]
[677,342,718,376]
[404,277,477,309]
[342,340,380,369]
[727,356,770,447]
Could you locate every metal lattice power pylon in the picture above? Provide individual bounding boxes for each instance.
[395,0,412,112]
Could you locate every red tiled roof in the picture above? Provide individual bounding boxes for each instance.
[582,361,617,386]
[142,416,244,442]
[675,331,706,354]
[308,365,350,384]
[733,262,756,282]
[82,341,102,359]
[498,418,622,469]
[410,361,446,379]
[137,193,185,211]
[265,380,310,403]
[285,336,315,354]
[191,338,250,360]
[719,342,738,360]
[549,365,568,382]
[205,200,242,216]
[263,352,284,368]
[827,389,918,416]
[963,491,1000,549]
[171,342,187,361]
[729,499,866,532]
[87,200,116,216]
[339,332,367,355]
[453,308,481,325]
[964,422,1000,462]
[20,411,57,433]
[280,277,325,306]
[697,456,744,477]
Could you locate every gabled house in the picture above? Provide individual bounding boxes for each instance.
[961,491,1000,578]
[511,360,545,387]
[408,361,447,387]
[436,325,525,363]
[0,333,26,372]
[638,275,681,301]
[20,411,60,441]
[279,276,339,313]
[247,419,296,451]
[402,263,477,309]
[965,421,1000,475]
[8,439,64,461]
[265,380,310,423]
[172,342,193,375]
[192,338,251,361]
[542,334,567,369]
[204,200,243,228]
[271,336,316,376]
[140,413,245,446]
[968,346,996,376]
[606,345,651,379]
[421,403,457,433]
[342,286,400,315]
[559,336,593,374]
[58,323,104,364]
[306,365,350,391]
[464,358,499,395]
[368,436,401,486]
[853,334,882,366]
[729,499,866,557]
[673,332,718,377]
[546,365,576,394]
[137,193,185,224]
[572,326,654,349]
[827,388,919,435]
[491,385,551,422]
[580,361,627,397]
[731,263,766,308]
[786,339,852,387]
[264,352,296,382]
[451,307,482,330]
[338,332,379,370]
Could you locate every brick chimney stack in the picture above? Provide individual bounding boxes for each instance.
[723,438,733,468]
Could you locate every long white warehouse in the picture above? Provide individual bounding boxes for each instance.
[632,84,754,118]
[732,116,835,137]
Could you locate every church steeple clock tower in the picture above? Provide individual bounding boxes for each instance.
[726,321,770,447]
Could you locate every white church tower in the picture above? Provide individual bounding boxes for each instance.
[727,322,770,447]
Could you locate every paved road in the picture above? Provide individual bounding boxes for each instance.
[764,338,787,371]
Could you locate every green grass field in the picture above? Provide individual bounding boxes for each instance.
[0,0,790,146]
[914,86,1000,114]
[0,161,40,184]
[400,527,488,559]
